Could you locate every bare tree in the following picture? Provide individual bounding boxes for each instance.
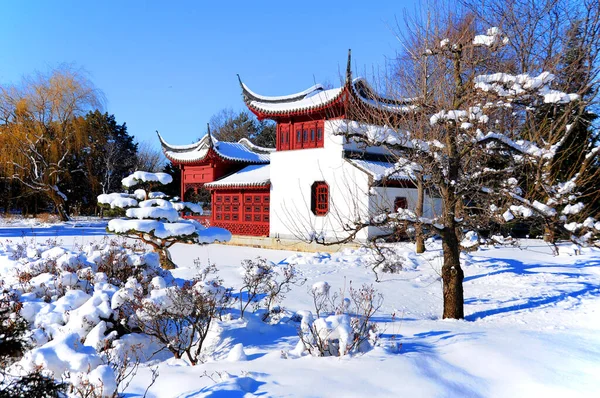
[0,66,102,220]
[134,141,165,173]
[304,4,599,320]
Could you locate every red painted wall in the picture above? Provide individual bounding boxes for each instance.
[276,120,325,151]
[180,162,247,198]
[211,188,270,236]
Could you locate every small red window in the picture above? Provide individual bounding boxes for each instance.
[311,181,329,216]
[394,197,408,211]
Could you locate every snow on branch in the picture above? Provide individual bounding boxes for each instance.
[475,131,551,158]
[474,72,580,103]
[97,193,139,209]
[122,171,173,188]
[473,27,509,48]
[333,120,409,147]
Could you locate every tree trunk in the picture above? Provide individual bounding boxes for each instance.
[441,228,464,319]
[415,174,425,253]
[543,224,555,243]
[158,248,176,270]
[48,190,70,221]
[55,202,70,222]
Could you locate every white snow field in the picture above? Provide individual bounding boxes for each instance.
[0,223,599,397]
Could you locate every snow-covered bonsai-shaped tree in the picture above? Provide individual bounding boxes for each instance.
[98,171,231,269]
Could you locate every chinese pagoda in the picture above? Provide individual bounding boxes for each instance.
[159,51,441,242]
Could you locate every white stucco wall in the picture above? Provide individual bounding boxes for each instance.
[366,186,443,238]
[370,187,443,219]
[269,120,372,242]
[269,120,442,243]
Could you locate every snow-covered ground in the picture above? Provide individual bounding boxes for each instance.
[1,222,599,397]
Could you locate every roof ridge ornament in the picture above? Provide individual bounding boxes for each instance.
[346,49,352,85]
[206,123,214,149]
[156,130,166,149]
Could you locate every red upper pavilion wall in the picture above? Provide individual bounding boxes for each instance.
[180,162,247,198]
[276,120,326,151]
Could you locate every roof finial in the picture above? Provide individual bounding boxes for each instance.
[206,123,214,148]
[346,49,352,84]
[156,130,167,149]
[237,73,253,103]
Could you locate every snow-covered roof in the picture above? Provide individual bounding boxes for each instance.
[347,159,415,182]
[158,132,271,164]
[243,86,345,116]
[204,164,270,189]
[240,79,325,103]
[239,51,417,118]
[351,78,418,113]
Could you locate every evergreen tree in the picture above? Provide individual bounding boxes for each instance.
[254,120,276,148]
[99,171,231,269]
[208,109,275,147]
[65,111,137,215]
[161,161,181,198]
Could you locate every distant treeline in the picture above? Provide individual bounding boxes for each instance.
[0,67,179,219]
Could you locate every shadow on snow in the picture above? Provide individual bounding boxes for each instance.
[464,255,600,321]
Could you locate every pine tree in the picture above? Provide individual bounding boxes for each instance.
[98,171,231,269]
[65,111,138,215]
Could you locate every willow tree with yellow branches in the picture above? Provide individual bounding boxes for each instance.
[0,67,102,220]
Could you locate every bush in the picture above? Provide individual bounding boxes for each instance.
[239,257,305,321]
[129,265,231,365]
[294,282,383,357]
[0,290,66,398]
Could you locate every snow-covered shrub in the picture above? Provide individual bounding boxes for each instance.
[310,281,333,319]
[98,171,232,269]
[238,257,305,321]
[0,238,178,395]
[67,344,158,398]
[0,289,67,397]
[294,282,383,357]
[128,265,231,365]
[92,239,164,294]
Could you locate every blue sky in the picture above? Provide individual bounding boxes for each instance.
[0,1,419,149]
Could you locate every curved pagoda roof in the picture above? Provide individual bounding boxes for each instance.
[239,50,417,120]
[158,130,273,165]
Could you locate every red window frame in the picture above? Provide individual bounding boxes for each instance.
[213,193,242,221]
[311,181,329,216]
[279,121,325,151]
[277,123,291,151]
